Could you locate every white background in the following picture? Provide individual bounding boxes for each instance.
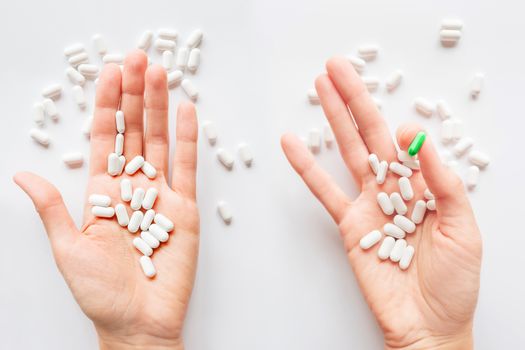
[1,0,524,348]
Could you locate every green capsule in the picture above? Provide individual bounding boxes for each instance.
[408,131,426,156]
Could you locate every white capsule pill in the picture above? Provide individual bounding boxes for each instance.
[107,153,121,176]
[307,88,320,104]
[29,128,50,146]
[154,38,176,52]
[88,194,111,207]
[111,134,123,156]
[414,97,433,117]
[181,79,198,101]
[377,192,394,215]
[362,77,379,92]
[441,119,454,144]
[426,200,436,211]
[139,256,156,278]
[176,47,189,69]
[238,143,253,167]
[120,179,133,202]
[187,48,201,72]
[357,45,379,61]
[384,223,405,239]
[72,85,86,109]
[149,224,169,242]
[140,209,156,231]
[323,125,335,148]
[397,151,413,163]
[389,162,413,178]
[440,29,462,44]
[386,70,403,92]
[399,245,415,270]
[399,177,414,200]
[125,155,145,175]
[186,29,203,48]
[378,236,396,260]
[393,215,416,233]
[217,148,234,170]
[167,70,184,88]
[130,188,145,211]
[411,200,427,224]
[359,230,382,250]
[468,150,490,168]
[141,161,157,179]
[451,119,464,142]
[43,98,59,121]
[218,201,233,224]
[137,30,153,51]
[158,28,178,40]
[33,103,45,127]
[115,203,130,227]
[115,110,125,133]
[366,154,379,174]
[376,160,388,184]
[470,73,484,99]
[403,160,420,170]
[133,237,152,256]
[347,56,366,73]
[436,100,451,120]
[202,121,218,145]
[162,50,173,70]
[390,192,408,215]
[127,211,144,233]
[91,34,108,56]
[66,67,86,86]
[142,188,158,210]
[308,128,321,154]
[466,165,480,190]
[454,137,474,157]
[141,230,160,249]
[424,188,434,200]
[390,238,407,262]
[154,213,174,232]
[62,152,83,167]
[42,84,62,100]
[63,43,85,57]
[78,64,99,78]
[91,206,115,218]
[441,18,463,30]
[118,155,126,175]
[102,53,124,64]
[68,52,89,67]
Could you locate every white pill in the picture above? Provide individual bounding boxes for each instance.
[33,103,45,127]
[451,119,464,141]
[386,70,403,92]
[384,223,405,239]
[68,52,89,67]
[42,84,62,99]
[466,166,480,190]
[202,121,218,145]
[128,211,144,233]
[176,47,189,69]
[181,79,198,101]
[426,200,436,211]
[360,230,382,250]
[362,77,379,92]
[424,188,434,200]
[154,213,174,232]
[367,153,379,174]
[88,194,111,207]
[396,150,413,163]
[162,50,173,70]
[141,161,157,179]
[186,29,203,48]
[308,128,321,154]
[118,155,126,175]
[238,143,253,167]
[436,100,451,120]
[115,110,125,133]
[440,29,462,43]
[399,245,415,270]
[141,209,156,231]
[78,64,99,78]
[125,155,145,175]
[115,203,130,226]
[414,97,433,117]
[139,256,156,278]
[399,177,413,200]
[390,239,407,262]
[468,150,490,168]
[167,70,184,88]
[218,201,233,224]
[111,134,123,156]
[158,28,178,40]
[154,38,176,52]
[42,98,58,121]
[323,125,335,148]
[91,34,108,56]
[347,56,366,73]
[441,18,463,30]
[72,85,86,109]
[107,153,121,176]
[63,43,85,57]
[133,237,152,256]
[389,162,413,178]
[102,53,124,64]
[403,160,420,170]
[29,128,50,146]
[307,88,320,104]
[142,188,158,210]
[66,67,86,86]
[357,45,379,61]
[376,161,388,184]
[149,224,169,242]
[137,30,153,50]
[141,230,160,249]
[390,192,408,215]
[377,192,394,215]
[187,48,201,72]
[470,73,484,99]
[62,152,83,167]
[130,188,145,211]
[441,119,454,144]
[91,206,115,218]
[378,236,396,260]
[411,200,427,224]
[454,137,474,157]
[217,148,234,169]
[120,179,133,202]
[393,215,416,233]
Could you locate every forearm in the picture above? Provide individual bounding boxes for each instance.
[385,332,473,350]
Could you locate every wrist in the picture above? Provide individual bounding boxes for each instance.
[385,331,473,350]
[98,332,183,350]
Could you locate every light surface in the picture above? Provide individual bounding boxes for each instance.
[0,0,524,349]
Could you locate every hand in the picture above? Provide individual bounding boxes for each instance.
[281,57,482,350]
[14,50,199,350]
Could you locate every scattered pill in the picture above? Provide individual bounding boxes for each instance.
[426,200,436,211]
[137,30,153,51]
[468,150,490,168]
[217,148,234,170]
[133,237,152,256]
[307,88,320,104]
[167,70,184,88]
[66,67,86,86]
[411,200,427,224]
[154,213,174,232]
[102,53,124,64]
[92,206,115,218]
[348,56,366,73]
[414,98,433,117]
[43,98,59,121]
[125,155,145,175]
[107,153,121,176]
[308,128,321,154]
[441,119,454,144]
[399,177,414,200]
[181,79,198,100]
[436,100,451,120]
[63,43,85,57]
[386,70,403,92]
[466,165,480,190]
[454,137,474,157]
[78,64,99,78]
[389,162,413,177]
[393,215,416,233]
[390,192,408,215]
[408,131,426,156]
[323,125,335,148]
[176,47,189,69]
[42,84,62,100]
[187,48,201,72]
[186,29,203,48]
[141,209,156,231]
[218,201,233,224]
[91,34,108,56]
[397,150,413,163]
[115,203,130,226]
[128,211,144,233]
[357,45,379,61]
[238,143,253,167]
[139,256,156,278]
[377,192,394,215]
[384,223,405,239]
[202,121,218,145]
[362,77,379,92]
[72,85,86,109]
[376,160,388,184]
[424,189,434,200]
[390,238,407,262]
[141,230,160,249]
[399,245,415,270]
[68,52,89,67]
[158,28,178,40]
[451,119,464,141]
[33,103,45,127]
[142,188,158,210]
[359,230,382,249]
[441,19,463,30]
[62,152,83,167]
[89,194,111,207]
[368,154,379,174]
[440,29,462,45]
[154,38,176,52]
[130,188,145,211]
[141,161,157,179]
[162,50,174,70]
[403,159,420,170]
[29,128,50,146]
[149,224,169,242]
[470,73,484,99]
[378,236,396,260]
[120,179,133,202]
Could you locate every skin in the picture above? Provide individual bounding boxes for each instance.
[14,50,198,349]
[281,57,482,349]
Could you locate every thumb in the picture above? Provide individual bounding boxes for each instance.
[14,171,78,253]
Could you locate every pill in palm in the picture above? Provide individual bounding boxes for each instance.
[115,110,125,133]
[115,203,130,226]
[120,179,132,202]
[377,236,396,260]
[114,134,124,156]
[141,161,157,179]
[389,162,413,177]
[128,211,144,233]
[142,188,158,210]
[149,224,169,242]
[130,188,145,211]
[399,245,415,270]
[140,209,155,231]
[377,192,394,215]
[139,256,156,278]
[393,215,416,233]
[133,237,153,256]
[107,153,121,176]
[383,223,405,239]
[411,200,427,224]
[368,154,379,174]
[398,177,414,200]
[426,200,436,211]
[390,192,408,215]
[389,239,407,262]
[89,194,111,207]
[140,230,160,249]
[125,155,145,175]
[408,131,426,156]
[154,213,174,232]
[92,206,115,218]
[424,189,434,200]
[376,160,388,184]
[359,230,382,250]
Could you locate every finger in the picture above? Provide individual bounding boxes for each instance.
[281,133,350,223]
[171,102,198,199]
[121,50,148,159]
[90,64,122,175]
[13,172,78,253]
[315,74,370,185]
[144,64,169,174]
[326,56,396,161]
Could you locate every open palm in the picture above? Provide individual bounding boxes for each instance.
[15,51,198,349]
[282,57,481,349]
